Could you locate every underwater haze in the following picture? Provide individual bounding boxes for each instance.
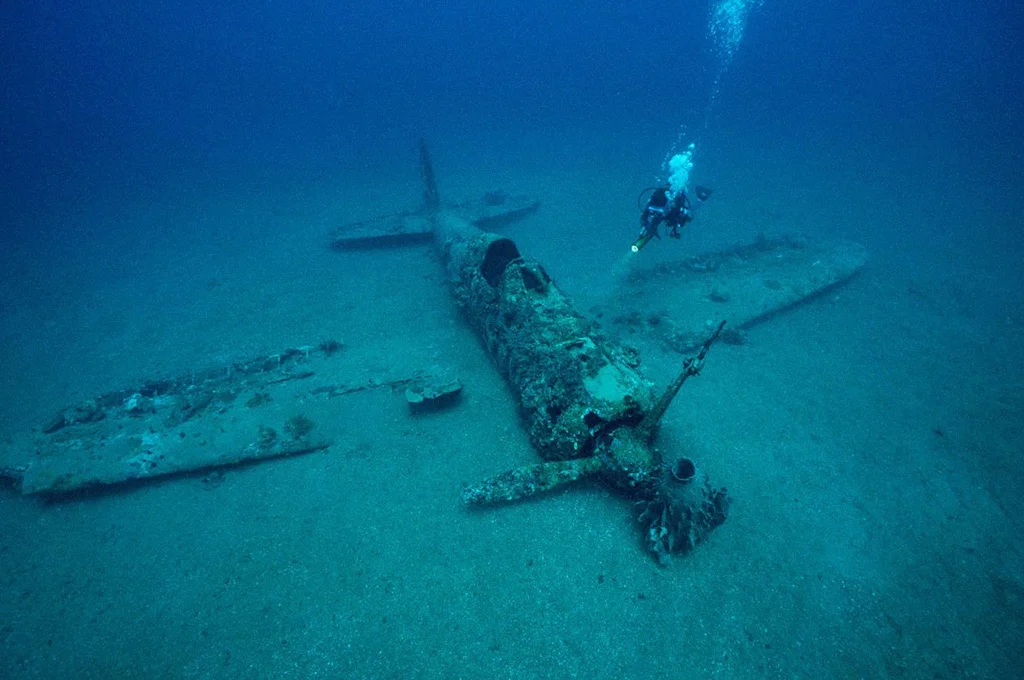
[2,1,1024,678]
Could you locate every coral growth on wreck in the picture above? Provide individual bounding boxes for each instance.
[637,458,730,564]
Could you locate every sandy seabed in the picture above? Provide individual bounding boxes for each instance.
[1,143,1022,679]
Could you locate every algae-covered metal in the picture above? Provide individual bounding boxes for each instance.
[0,346,426,496]
[419,141,729,560]
[602,235,868,353]
[435,210,655,467]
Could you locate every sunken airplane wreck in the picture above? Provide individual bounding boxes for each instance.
[336,140,865,561]
[409,141,731,561]
[0,141,866,562]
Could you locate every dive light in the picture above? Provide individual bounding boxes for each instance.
[631,232,655,253]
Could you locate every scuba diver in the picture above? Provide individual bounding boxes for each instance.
[631,184,713,253]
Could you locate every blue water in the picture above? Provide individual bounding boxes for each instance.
[3,1,1022,256]
[2,1,1023,677]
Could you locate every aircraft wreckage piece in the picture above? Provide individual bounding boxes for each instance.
[601,235,869,352]
[329,192,539,250]
[0,345,427,495]
[419,141,729,560]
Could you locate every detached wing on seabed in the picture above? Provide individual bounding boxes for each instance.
[601,235,868,352]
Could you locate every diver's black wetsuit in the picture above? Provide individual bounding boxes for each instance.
[641,187,692,240]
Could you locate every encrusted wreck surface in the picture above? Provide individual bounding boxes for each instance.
[418,138,729,560]
[437,212,655,463]
[0,345,424,495]
[602,235,868,352]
